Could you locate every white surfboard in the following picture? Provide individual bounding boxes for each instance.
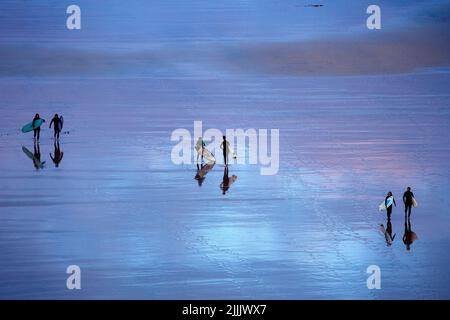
[58,116,64,131]
[412,197,418,207]
[195,138,216,163]
[379,224,395,246]
[379,196,393,211]
[202,148,216,163]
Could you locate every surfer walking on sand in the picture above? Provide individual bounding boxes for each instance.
[49,114,62,140]
[220,136,229,166]
[403,187,415,218]
[195,137,206,163]
[32,113,44,141]
[385,191,396,219]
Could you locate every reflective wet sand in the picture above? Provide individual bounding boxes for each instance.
[1,73,449,299]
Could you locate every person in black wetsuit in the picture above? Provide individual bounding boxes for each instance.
[385,191,396,219]
[403,187,415,218]
[49,114,62,140]
[220,136,229,166]
[32,113,44,141]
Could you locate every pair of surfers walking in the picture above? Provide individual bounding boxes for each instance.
[196,135,235,166]
[380,187,418,250]
[195,136,237,194]
[383,187,416,219]
[30,113,64,141]
[22,113,65,170]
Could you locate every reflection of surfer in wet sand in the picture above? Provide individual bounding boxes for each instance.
[403,215,418,251]
[22,142,45,169]
[50,141,64,168]
[380,216,396,246]
[220,166,237,195]
[33,142,42,169]
[195,162,215,186]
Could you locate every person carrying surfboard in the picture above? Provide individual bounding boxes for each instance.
[49,114,63,140]
[32,113,45,141]
[195,137,206,163]
[385,191,396,219]
[220,136,228,165]
[402,187,415,218]
[220,136,236,165]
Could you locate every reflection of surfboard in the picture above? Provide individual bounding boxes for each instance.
[22,146,45,169]
[379,224,395,246]
[196,162,215,180]
[58,116,64,131]
[412,198,418,207]
[379,196,393,211]
[22,146,35,159]
[21,119,44,133]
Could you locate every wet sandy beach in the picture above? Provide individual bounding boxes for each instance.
[1,72,449,299]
